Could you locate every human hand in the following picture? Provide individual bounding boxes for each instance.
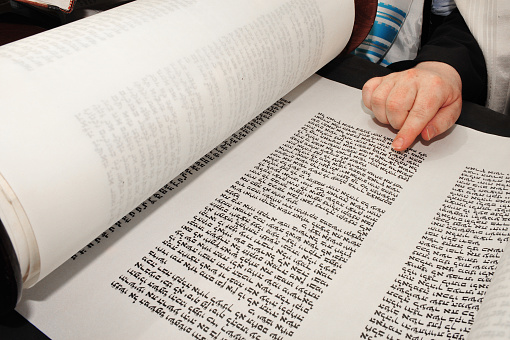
[362,61,462,151]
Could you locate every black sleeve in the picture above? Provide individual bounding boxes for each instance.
[388,9,488,106]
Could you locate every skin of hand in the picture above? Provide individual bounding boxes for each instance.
[362,61,462,151]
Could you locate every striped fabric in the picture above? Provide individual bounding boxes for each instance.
[353,1,413,66]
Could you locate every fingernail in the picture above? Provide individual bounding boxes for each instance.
[425,126,437,140]
[392,137,404,150]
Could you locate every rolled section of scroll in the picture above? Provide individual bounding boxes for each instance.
[0,172,38,314]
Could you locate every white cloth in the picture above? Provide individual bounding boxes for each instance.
[456,0,510,114]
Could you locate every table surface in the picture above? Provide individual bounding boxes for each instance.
[1,54,509,340]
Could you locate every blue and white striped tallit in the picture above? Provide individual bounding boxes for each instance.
[353,1,414,66]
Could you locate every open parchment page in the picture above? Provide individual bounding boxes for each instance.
[17,76,510,339]
[468,240,510,340]
[0,0,354,286]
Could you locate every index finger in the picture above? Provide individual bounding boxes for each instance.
[391,91,442,151]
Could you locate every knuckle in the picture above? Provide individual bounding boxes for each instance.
[373,110,388,124]
[363,77,379,88]
[388,114,405,130]
[386,98,402,113]
[429,75,446,88]
[371,92,387,107]
[363,77,382,92]
[411,107,430,121]
[415,96,441,117]
[404,68,419,79]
